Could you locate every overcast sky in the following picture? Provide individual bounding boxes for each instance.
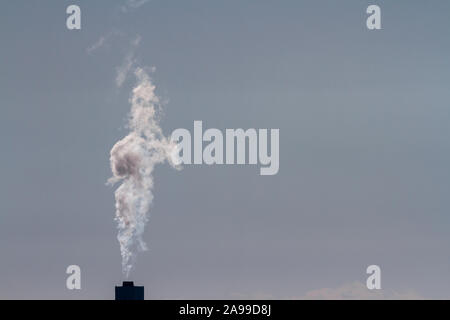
[1,0,450,299]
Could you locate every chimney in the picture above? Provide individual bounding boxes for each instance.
[115,281,144,300]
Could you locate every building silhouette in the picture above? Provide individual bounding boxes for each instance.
[115,281,144,300]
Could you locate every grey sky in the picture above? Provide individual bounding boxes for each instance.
[1,0,450,299]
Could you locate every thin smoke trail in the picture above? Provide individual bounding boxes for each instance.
[108,67,176,277]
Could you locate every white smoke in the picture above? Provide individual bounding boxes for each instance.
[108,67,176,277]
[115,36,141,87]
[121,0,150,13]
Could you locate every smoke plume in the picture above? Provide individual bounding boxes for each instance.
[108,67,176,277]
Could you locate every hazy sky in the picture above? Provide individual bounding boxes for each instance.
[1,0,450,299]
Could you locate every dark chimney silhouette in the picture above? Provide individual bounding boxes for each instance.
[115,281,144,300]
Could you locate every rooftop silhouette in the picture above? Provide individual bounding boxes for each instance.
[115,281,144,300]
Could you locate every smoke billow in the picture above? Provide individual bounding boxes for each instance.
[108,67,176,277]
